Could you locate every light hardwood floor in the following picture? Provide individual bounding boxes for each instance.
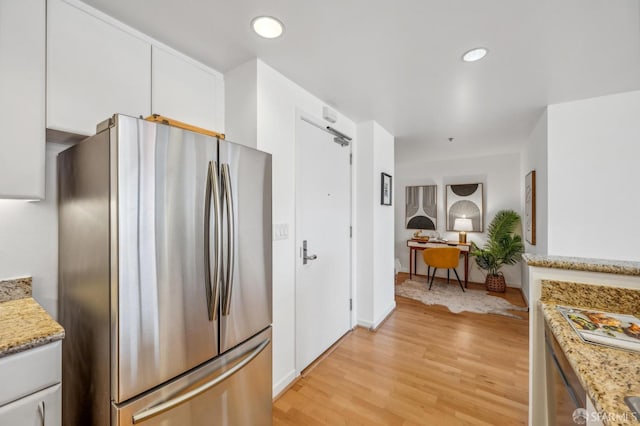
[273,274,529,425]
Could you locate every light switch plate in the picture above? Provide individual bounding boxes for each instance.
[273,223,289,241]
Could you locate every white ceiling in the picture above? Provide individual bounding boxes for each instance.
[81,0,640,159]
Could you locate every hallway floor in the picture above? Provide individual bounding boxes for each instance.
[273,276,529,425]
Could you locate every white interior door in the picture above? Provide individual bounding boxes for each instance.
[295,115,351,372]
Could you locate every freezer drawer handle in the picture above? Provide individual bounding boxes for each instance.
[221,163,235,316]
[131,338,270,424]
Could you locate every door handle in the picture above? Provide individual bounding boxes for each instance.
[302,240,318,265]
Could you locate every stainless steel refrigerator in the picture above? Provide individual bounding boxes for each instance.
[58,114,272,426]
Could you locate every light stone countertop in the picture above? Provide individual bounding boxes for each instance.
[523,253,640,276]
[0,277,65,358]
[0,297,65,358]
[541,302,640,425]
[539,279,640,425]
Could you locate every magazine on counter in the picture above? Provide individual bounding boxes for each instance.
[557,306,640,352]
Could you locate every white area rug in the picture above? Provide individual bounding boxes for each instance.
[396,278,528,319]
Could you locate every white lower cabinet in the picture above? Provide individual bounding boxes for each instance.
[0,384,61,426]
[586,397,604,426]
[0,341,62,426]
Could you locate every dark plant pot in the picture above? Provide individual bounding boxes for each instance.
[486,274,506,293]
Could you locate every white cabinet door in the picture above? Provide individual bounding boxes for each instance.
[47,0,151,136]
[152,46,224,132]
[0,384,61,426]
[0,0,46,199]
[0,341,61,407]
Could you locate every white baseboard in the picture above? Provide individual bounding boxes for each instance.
[521,287,530,306]
[373,301,396,329]
[356,319,374,328]
[357,301,396,330]
[272,369,297,398]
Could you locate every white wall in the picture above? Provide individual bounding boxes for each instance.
[520,110,548,303]
[521,110,548,256]
[354,123,374,323]
[372,124,396,324]
[0,143,67,317]
[355,121,395,329]
[394,151,523,287]
[547,90,640,261]
[254,59,357,395]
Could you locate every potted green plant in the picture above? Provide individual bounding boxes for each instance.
[470,209,524,292]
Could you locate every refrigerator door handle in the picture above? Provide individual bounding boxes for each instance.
[204,162,213,320]
[131,338,270,424]
[221,163,235,316]
[204,161,223,321]
[212,161,223,321]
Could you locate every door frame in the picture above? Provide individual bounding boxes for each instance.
[293,109,354,375]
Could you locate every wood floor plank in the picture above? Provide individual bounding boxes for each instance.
[273,274,529,425]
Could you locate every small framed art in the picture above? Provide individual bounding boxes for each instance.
[381,173,392,206]
[525,170,536,245]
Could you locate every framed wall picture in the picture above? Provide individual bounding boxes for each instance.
[525,170,536,245]
[446,183,484,232]
[381,173,392,205]
[405,185,437,229]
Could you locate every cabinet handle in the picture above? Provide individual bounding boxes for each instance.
[38,401,46,426]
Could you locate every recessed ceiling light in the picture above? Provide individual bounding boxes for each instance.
[251,16,285,39]
[462,47,488,62]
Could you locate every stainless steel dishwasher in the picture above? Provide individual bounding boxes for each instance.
[545,323,587,425]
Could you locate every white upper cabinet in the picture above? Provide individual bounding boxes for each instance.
[152,46,224,132]
[47,0,151,136]
[0,0,46,199]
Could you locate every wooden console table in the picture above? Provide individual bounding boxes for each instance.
[407,239,471,288]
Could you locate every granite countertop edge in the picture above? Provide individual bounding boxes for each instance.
[0,297,66,359]
[524,253,640,276]
[0,331,66,359]
[540,301,640,426]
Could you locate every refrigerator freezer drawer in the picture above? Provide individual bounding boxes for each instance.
[113,327,272,426]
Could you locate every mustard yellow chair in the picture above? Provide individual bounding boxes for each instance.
[422,247,465,292]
